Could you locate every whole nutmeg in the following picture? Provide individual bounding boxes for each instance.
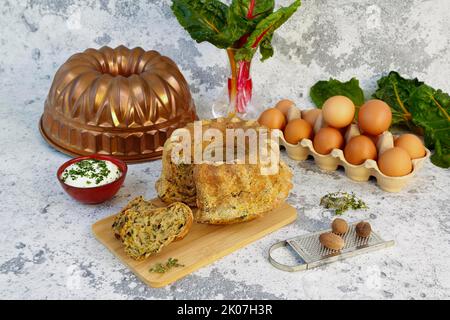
[355,221,372,238]
[319,232,345,251]
[332,218,349,235]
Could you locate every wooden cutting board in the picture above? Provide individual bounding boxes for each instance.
[92,200,297,288]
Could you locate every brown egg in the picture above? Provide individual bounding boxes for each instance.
[275,99,295,116]
[394,134,426,159]
[302,109,322,127]
[344,135,378,165]
[365,134,379,146]
[378,147,412,177]
[313,127,344,155]
[358,99,392,135]
[258,108,286,130]
[283,119,313,145]
[322,96,355,128]
[286,106,301,122]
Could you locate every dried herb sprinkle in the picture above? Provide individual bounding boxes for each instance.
[149,258,184,274]
[320,192,368,215]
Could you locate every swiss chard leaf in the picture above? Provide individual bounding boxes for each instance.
[373,71,450,168]
[230,0,275,25]
[372,71,424,127]
[235,0,301,61]
[259,33,274,61]
[310,77,365,107]
[171,0,300,61]
[407,85,450,168]
[171,0,248,49]
[171,0,228,42]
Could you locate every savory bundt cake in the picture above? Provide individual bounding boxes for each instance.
[40,46,197,162]
[112,196,193,260]
[156,117,293,224]
[156,117,263,207]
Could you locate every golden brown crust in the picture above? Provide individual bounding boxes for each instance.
[193,161,292,224]
[156,116,293,225]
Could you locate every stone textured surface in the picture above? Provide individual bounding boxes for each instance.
[0,0,449,299]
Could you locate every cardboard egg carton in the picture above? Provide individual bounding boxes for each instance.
[279,108,430,192]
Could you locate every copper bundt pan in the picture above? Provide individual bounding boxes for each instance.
[40,46,197,163]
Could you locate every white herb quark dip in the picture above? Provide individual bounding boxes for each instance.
[60,159,121,188]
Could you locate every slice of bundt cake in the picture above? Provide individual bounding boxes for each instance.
[112,196,157,239]
[112,197,193,260]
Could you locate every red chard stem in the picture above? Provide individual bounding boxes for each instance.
[247,0,256,19]
[252,27,271,48]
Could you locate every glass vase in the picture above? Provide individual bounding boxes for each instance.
[212,48,261,119]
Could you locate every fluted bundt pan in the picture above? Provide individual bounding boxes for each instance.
[40,46,197,163]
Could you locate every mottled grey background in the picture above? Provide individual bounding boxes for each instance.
[1,0,449,114]
[0,0,449,299]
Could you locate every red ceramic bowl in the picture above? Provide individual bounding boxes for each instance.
[57,155,127,204]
